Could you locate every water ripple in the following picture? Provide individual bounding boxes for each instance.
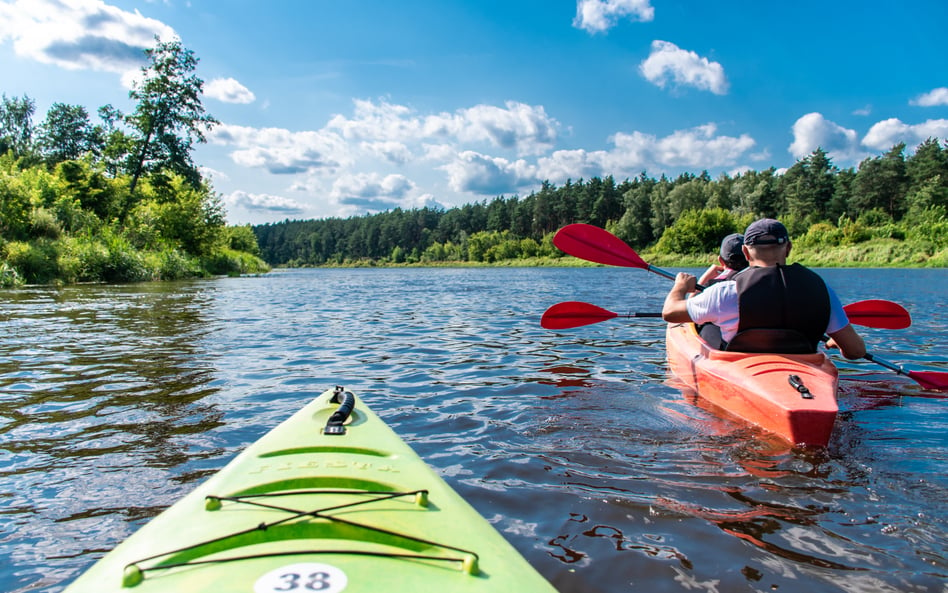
[1,268,946,592]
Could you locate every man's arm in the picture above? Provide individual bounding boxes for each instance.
[662,272,697,323]
[825,324,867,360]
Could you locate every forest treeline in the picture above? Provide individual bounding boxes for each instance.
[0,39,267,287]
[253,140,948,267]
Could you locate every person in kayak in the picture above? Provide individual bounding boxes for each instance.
[662,218,867,359]
[698,232,748,286]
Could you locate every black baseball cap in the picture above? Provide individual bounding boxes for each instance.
[744,218,789,245]
[719,233,748,270]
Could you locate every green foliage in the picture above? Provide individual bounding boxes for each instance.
[903,205,948,248]
[0,94,36,159]
[126,38,219,192]
[0,260,22,287]
[654,208,742,255]
[3,238,61,284]
[224,224,260,255]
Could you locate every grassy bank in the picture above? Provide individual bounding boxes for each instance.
[281,237,947,270]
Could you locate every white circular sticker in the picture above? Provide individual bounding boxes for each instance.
[254,563,348,593]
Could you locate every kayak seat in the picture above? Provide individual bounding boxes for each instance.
[724,329,815,354]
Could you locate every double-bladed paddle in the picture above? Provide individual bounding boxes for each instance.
[541,299,912,331]
[541,301,662,330]
[551,223,948,391]
[554,223,703,285]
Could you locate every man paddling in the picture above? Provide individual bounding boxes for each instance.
[662,218,867,359]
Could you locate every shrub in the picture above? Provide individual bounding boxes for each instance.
[798,222,842,247]
[654,208,740,254]
[3,239,61,284]
[0,261,23,287]
[29,208,62,239]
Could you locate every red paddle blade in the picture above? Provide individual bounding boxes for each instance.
[843,299,911,329]
[553,224,649,269]
[907,370,948,391]
[541,301,618,329]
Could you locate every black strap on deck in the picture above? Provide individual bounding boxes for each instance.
[324,385,355,434]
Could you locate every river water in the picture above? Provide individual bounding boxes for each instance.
[1,267,946,592]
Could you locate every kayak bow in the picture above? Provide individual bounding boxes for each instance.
[64,387,557,593]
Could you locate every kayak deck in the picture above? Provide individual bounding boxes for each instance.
[665,323,839,446]
[64,387,557,593]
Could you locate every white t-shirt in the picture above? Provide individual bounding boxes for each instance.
[685,280,849,343]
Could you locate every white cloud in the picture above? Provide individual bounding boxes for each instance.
[536,124,756,183]
[205,77,255,104]
[536,148,611,184]
[788,112,862,161]
[0,0,175,75]
[199,165,229,182]
[359,141,413,164]
[329,173,416,211]
[328,98,559,156]
[224,190,307,215]
[452,102,558,155]
[209,123,350,175]
[862,117,948,151]
[441,151,538,195]
[573,0,654,33]
[640,40,729,95]
[630,123,754,167]
[910,87,948,107]
[328,98,422,141]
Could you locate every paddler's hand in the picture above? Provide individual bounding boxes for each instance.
[663,273,698,323]
[672,272,698,294]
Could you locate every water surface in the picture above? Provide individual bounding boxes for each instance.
[1,267,946,592]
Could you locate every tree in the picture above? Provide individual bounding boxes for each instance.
[852,144,909,220]
[126,38,218,194]
[36,103,99,164]
[0,94,36,159]
[781,148,837,223]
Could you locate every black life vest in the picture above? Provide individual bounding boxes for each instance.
[730,263,830,353]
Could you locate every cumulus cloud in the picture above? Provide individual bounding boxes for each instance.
[224,191,307,215]
[640,40,729,95]
[862,118,948,151]
[612,124,753,168]
[328,98,559,156]
[451,102,558,155]
[205,77,256,104]
[0,0,175,75]
[209,123,350,175]
[536,149,611,184]
[359,140,413,164]
[329,173,416,211]
[441,151,537,195]
[573,0,654,33]
[536,124,756,183]
[910,87,948,107]
[789,112,862,161]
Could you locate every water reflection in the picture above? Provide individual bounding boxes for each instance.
[0,282,226,592]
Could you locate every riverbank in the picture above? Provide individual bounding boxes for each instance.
[286,237,948,269]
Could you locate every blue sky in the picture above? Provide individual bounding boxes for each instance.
[2,0,948,225]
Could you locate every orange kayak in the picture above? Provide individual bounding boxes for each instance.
[665,323,839,446]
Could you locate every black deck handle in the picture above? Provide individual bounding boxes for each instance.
[324,386,355,434]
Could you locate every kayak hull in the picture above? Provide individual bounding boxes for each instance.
[64,387,556,593]
[665,323,839,446]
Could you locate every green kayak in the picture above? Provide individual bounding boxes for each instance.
[64,386,557,592]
